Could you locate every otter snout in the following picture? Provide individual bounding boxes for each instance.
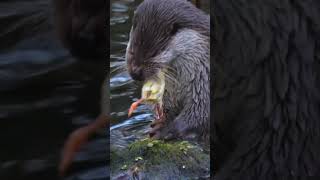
[126,46,145,81]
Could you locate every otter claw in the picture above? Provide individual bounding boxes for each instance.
[149,131,161,139]
[149,120,164,138]
[149,123,163,133]
[150,119,164,128]
[164,133,174,140]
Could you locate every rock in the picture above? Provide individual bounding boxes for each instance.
[111,139,210,180]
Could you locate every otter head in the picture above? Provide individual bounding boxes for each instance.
[53,0,106,60]
[126,0,208,81]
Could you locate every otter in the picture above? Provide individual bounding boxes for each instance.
[52,0,108,176]
[126,0,210,141]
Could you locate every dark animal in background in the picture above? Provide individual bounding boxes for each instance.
[213,0,320,179]
[52,0,108,176]
[53,0,106,60]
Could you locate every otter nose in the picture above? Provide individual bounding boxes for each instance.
[129,67,144,81]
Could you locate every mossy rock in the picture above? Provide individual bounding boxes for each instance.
[111,139,210,180]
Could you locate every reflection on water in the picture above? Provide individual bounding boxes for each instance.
[0,0,107,179]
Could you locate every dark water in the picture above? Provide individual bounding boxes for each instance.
[0,0,107,179]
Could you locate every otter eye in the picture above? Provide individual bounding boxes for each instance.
[132,11,141,30]
[132,18,138,29]
[170,23,180,35]
[133,40,139,47]
[128,47,134,55]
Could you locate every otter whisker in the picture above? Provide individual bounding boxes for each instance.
[159,65,179,86]
[160,64,177,74]
[144,62,179,86]
[118,48,127,53]
[163,72,179,87]
[127,82,139,90]
[111,63,128,75]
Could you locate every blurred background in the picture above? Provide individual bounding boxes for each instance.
[0,0,107,179]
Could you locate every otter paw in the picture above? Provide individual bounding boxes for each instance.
[170,120,198,141]
[149,119,165,138]
[155,121,182,140]
[149,119,198,141]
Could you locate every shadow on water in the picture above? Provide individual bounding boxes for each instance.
[0,0,107,179]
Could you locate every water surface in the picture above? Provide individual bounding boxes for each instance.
[0,1,107,179]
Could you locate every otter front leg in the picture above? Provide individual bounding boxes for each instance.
[149,104,166,138]
[159,103,209,141]
[150,78,210,140]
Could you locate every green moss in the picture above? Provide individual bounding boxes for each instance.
[111,138,209,177]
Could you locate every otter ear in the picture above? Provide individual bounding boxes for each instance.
[170,23,180,35]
